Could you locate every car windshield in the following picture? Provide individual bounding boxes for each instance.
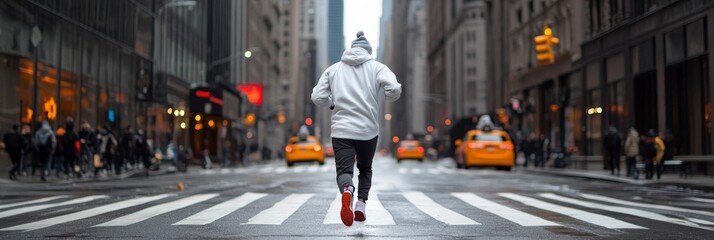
[291,139,316,145]
[472,134,506,142]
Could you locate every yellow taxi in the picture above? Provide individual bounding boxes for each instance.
[396,140,425,163]
[285,136,325,166]
[455,128,515,170]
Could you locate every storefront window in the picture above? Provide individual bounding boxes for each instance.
[586,89,602,155]
[564,72,583,156]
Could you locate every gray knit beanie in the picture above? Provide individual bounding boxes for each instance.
[351,31,372,55]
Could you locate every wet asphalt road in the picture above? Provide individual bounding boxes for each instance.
[0,155,713,239]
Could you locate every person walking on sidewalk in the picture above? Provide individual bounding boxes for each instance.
[53,127,66,178]
[3,125,25,180]
[97,125,118,176]
[63,120,80,178]
[643,129,665,179]
[603,126,622,176]
[311,31,402,226]
[34,121,55,182]
[624,128,640,178]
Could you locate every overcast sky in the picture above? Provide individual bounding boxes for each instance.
[343,0,382,57]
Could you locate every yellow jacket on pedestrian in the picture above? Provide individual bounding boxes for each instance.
[654,137,665,163]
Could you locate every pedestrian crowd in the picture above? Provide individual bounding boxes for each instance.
[604,126,672,180]
[1,118,161,181]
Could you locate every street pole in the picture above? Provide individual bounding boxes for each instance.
[31,25,40,133]
[56,24,63,128]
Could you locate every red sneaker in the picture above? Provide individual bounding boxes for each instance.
[340,191,354,226]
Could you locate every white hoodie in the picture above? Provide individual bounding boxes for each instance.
[311,47,402,140]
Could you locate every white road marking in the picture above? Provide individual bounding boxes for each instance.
[687,217,714,225]
[427,169,440,175]
[293,165,306,173]
[323,192,395,225]
[233,168,248,174]
[95,194,218,227]
[0,196,68,210]
[1,194,172,231]
[499,193,644,229]
[275,167,287,174]
[320,165,331,172]
[322,193,343,225]
[689,197,714,204]
[174,193,267,225]
[220,169,231,174]
[452,193,560,226]
[307,165,319,173]
[364,193,395,225]
[541,193,711,231]
[245,194,313,225]
[403,192,479,225]
[260,167,273,173]
[411,169,422,174]
[0,195,108,219]
[580,193,714,217]
[398,168,407,174]
[437,165,455,174]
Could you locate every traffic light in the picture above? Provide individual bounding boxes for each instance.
[534,25,559,63]
[305,117,313,126]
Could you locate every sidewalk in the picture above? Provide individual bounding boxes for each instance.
[524,167,714,191]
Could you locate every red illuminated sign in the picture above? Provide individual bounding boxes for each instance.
[237,83,264,106]
[196,90,211,98]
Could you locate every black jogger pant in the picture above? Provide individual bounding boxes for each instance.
[333,136,378,202]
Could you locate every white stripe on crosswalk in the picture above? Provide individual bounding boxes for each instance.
[307,165,319,173]
[260,167,273,173]
[365,193,395,225]
[322,193,343,225]
[275,167,287,174]
[540,193,711,231]
[687,217,714,225]
[690,197,714,204]
[293,166,306,173]
[499,193,644,229]
[427,169,440,174]
[174,193,267,225]
[1,194,172,231]
[0,195,108,219]
[320,165,331,172]
[403,192,479,225]
[580,193,714,217]
[437,166,455,174]
[95,194,218,227]
[323,193,395,225]
[398,168,407,174]
[411,169,422,174]
[245,194,313,225]
[0,196,69,211]
[220,169,231,174]
[452,193,560,227]
[233,168,248,174]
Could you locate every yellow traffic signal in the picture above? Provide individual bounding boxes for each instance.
[534,26,559,63]
[244,113,256,126]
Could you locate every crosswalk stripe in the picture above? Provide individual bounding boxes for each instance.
[0,196,69,211]
[245,194,313,225]
[580,193,714,217]
[0,195,108,219]
[365,193,395,225]
[540,193,711,231]
[95,194,218,227]
[499,193,644,229]
[220,169,231,174]
[293,166,306,173]
[307,165,319,173]
[233,168,248,174]
[689,197,714,204]
[427,169,440,174]
[403,192,479,225]
[323,193,395,225]
[260,167,273,173]
[452,193,560,227]
[320,165,331,172]
[1,194,173,231]
[322,193,343,224]
[174,193,267,225]
[398,168,407,174]
[275,167,287,174]
[687,217,714,225]
[411,169,422,174]
[437,166,455,174]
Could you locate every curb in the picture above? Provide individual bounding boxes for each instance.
[524,168,714,191]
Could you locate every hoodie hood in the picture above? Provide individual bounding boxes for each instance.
[341,47,372,66]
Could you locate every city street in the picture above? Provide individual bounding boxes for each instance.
[0,156,713,239]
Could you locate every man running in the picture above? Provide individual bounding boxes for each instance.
[311,31,402,226]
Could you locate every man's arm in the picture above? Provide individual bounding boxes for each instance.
[377,65,401,102]
[311,67,333,107]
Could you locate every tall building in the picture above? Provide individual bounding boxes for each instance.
[327,0,344,65]
[506,0,587,157]
[405,0,428,135]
